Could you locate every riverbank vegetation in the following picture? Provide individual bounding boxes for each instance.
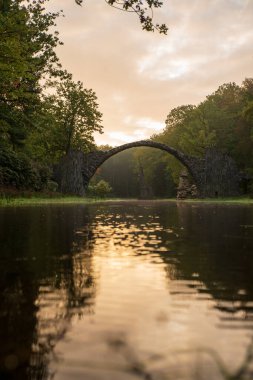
[1,194,253,207]
[0,1,253,200]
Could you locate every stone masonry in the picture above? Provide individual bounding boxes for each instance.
[55,140,241,198]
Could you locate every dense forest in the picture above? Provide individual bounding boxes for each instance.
[0,0,253,198]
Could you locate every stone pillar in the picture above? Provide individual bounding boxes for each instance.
[201,149,241,197]
[177,169,199,199]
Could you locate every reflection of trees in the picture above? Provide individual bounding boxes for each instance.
[173,203,253,312]
[0,267,38,380]
[145,202,253,315]
[0,206,97,379]
[157,203,253,380]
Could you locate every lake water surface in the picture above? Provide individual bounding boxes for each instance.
[0,201,253,380]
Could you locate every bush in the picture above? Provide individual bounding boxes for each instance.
[28,162,51,191]
[0,148,51,191]
[46,180,58,192]
[87,180,112,198]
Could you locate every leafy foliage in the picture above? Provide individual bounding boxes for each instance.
[0,147,50,190]
[0,0,64,148]
[157,79,253,175]
[88,179,112,198]
[29,78,103,162]
[75,0,168,34]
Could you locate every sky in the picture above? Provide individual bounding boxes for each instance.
[47,0,253,146]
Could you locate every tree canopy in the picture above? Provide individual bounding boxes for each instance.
[0,0,63,149]
[29,78,103,162]
[0,0,103,191]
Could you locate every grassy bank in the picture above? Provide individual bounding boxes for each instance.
[179,197,253,204]
[0,194,253,207]
[0,196,92,206]
[0,195,130,207]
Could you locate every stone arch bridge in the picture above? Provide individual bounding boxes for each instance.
[55,140,240,198]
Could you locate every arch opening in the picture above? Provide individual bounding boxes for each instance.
[85,140,201,198]
[89,147,178,199]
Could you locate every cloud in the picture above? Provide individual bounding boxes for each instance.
[106,131,135,145]
[124,116,165,131]
[47,0,253,145]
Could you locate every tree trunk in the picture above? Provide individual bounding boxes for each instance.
[54,150,86,196]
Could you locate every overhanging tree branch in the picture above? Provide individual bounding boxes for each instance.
[75,0,168,34]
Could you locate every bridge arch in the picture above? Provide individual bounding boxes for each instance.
[84,140,202,191]
[56,139,240,198]
[101,141,195,175]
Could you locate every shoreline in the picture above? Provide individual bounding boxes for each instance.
[0,196,253,207]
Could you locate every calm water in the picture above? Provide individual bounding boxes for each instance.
[0,201,253,380]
